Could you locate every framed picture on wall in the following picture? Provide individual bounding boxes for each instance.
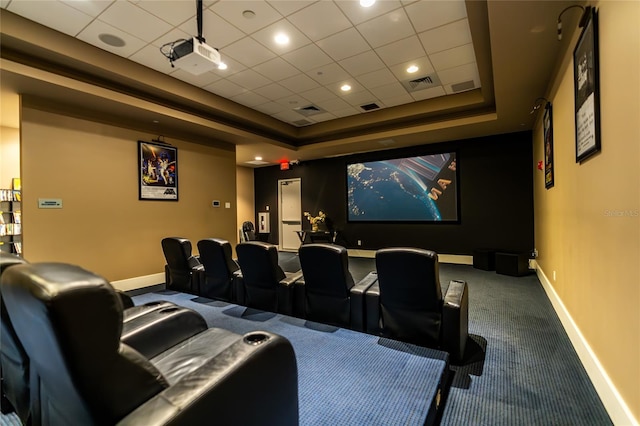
[138,140,178,201]
[544,103,554,189]
[573,7,601,163]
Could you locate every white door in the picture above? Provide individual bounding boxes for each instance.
[278,178,302,251]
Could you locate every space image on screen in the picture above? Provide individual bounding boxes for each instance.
[347,152,458,222]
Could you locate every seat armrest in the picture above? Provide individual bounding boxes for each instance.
[117,290,135,309]
[232,270,245,305]
[365,281,381,335]
[350,271,377,332]
[442,280,469,364]
[293,278,306,319]
[277,271,302,316]
[117,332,298,426]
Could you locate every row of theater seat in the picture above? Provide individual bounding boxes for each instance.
[0,253,298,425]
[162,237,469,365]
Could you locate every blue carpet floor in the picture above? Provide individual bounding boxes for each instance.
[134,291,448,426]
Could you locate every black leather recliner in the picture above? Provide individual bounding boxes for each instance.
[196,238,243,302]
[161,237,203,294]
[366,247,469,363]
[0,253,30,423]
[242,221,257,241]
[236,241,302,315]
[296,243,377,330]
[1,262,299,426]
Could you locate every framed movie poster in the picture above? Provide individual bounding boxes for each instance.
[573,7,601,163]
[544,103,554,189]
[138,140,178,201]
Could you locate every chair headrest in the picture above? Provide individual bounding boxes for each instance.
[162,237,194,269]
[197,238,238,274]
[299,243,353,293]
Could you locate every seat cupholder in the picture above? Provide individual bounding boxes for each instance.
[243,333,269,346]
[158,307,180,314]
[144,301,164,306]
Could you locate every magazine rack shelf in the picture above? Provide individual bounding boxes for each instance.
[0,188,21,255]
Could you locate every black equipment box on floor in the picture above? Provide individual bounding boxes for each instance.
[495,252,531,276]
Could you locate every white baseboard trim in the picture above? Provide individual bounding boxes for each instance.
[111,272,165,292]
[533,261,638,426]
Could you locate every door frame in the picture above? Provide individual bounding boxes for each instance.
[277,178,302,252]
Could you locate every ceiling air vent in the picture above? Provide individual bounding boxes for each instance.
[292,119,313,126]
[294,104,325,117]
[401,73,441,93]
[451,80,476,93]
[360,103,380,111]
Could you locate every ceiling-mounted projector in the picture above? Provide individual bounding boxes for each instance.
[170,37,221,75]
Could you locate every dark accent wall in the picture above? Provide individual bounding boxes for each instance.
[254,131,534,255]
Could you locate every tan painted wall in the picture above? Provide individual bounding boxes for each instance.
[20,107,237,285]
[0,126,20,188]
[532,2,639,421]
[236,165,255,245]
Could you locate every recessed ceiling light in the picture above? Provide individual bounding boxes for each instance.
[275,33,289,45]
[360,0,376,7]
[255,156,262,161]
[242,10,256,19]
[407,65,419,73]
[98,33,125,47]
[341,84,351,92]
[218,62,228,70]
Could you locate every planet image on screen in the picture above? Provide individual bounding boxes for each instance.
[348,160,442,221]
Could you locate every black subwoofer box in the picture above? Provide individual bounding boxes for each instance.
[495,252,530,276]
[473,249,496,271]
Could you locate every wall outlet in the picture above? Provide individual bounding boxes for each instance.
[357,240,362,246]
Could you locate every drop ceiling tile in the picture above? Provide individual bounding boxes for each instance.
[316,97,351,112]
[272,109,306,122]
[275,94,309,109]
[1,0,11,8]
[306,63,351,86]
[151,28,192,49]
[333,106,361,118]
[357,68,397,90]
[7,1,93,36]
[135,1,195,26]
[300,87,338,104]
[287,1,351,42]
[179,10,245,49]
[356,8,414,48]
[226,68,272,91]
[231,91,270,107]
[341,89,378,107]
[129,44,178,74]
[277,73,320,93]
[338,51,386,76]
[203,79,247,98]
[375,36,425,67]
[253,57,301,81]
[308,112,336,123]
[251,19,312,55]
[282,44,333,72]
[98,1,172,43]
[430,43,476,71]
[410,85,446,101]
[405,0,467,33]
[379,92,414,107]
[335,0,402,26]
[269,0,315,17]
[62,0,113,18]
[224,37,277,68]
[388,56,435,81]
[253,83,294,101]
[327,80,366,97]
[317,28,370,62]
[77,20,147,57]
[253,101,287,115]
[369,82,408,100]
[437,62,479,85]
[419,19,472,55]
[210,1,282,34]
[211,56,247,78]
[170,68,222,88]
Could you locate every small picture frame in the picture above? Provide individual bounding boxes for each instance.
[544,103,554,189]
[138,140,178,201]
[573,7,601,163]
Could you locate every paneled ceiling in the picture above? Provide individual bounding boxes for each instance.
[0,1,583,166]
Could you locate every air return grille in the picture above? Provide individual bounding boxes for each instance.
[293,104,325,117]
[401,73,441,93]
